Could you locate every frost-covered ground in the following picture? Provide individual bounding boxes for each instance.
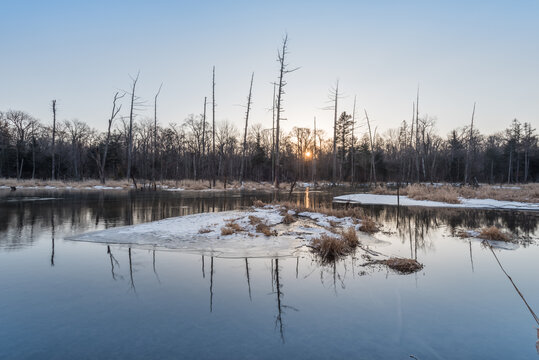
[68,205,386,258]
[334,193,539,211]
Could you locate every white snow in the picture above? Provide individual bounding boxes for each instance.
[334,193,539,211]
[67,205,378,258]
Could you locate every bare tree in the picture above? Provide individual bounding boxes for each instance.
[212,66,216,187]
[274,34,298,188]
[240,72,254,184]
[271,82,276,184]
[332,81,339,184]
[364,109,377,185]
[464,102,476,185]
[6,110,36,179]
[126,72,140,182]
[351,95,357,185]
[312,116,317,185]
[152,83,163,189]
[99,92,124,184]
[51,100,57,180]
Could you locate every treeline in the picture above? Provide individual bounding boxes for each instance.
[0,107,537,185]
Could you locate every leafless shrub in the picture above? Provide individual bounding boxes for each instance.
[198,227,212,234]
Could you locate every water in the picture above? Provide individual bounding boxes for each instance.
[1,189,538,359]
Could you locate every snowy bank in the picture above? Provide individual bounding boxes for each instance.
[333,193,539,211]
[67,205,383,258]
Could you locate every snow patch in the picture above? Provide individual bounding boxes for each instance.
[67,205,377,258]
[334,194,539,211]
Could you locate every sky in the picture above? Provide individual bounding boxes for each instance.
[1,0,538,138]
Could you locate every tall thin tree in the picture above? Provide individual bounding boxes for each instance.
[51,100,57,180]
[351,95,356,185]
[100,92,124,184]
[212,66,216,187]
[364,109,377,185]
[152,83,163,189]
[126,72,140,182]
[240,72,254,184]
[274,34,298,188]
[331,81,339,185]
[464,102,476,185]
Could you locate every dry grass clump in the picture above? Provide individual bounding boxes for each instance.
[478,226,511,242]
[249,215,263,225]
[405,185,461,204]
[341,227,359,248]
[282,212,296,224]
[311,228,359,262]
[381,258,424,274]
[370,183,539,204]
[253,199,265,208]
[371,186,394,195]
[359,218,379,234]
[456,229,472,238]
[221,221,244,235]
[256,223,277,236]
[275,201,366,220]
[220,227,235,235]
[311,234,352,262]
[198,227,212,234]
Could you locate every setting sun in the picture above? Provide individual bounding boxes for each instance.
[305,151,312,158]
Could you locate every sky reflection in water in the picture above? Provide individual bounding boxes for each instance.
[0,189,538,359]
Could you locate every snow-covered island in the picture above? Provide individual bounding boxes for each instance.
[333,193,539,211]
[68,204,388,259]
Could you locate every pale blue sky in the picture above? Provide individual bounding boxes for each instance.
[1,0,538,136]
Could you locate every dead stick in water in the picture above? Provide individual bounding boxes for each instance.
[484,241,539,326]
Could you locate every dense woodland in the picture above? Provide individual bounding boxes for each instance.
[1,38,537,187]
[1,105,537,186]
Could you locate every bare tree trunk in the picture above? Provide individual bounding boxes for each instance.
[212,66,216,188]
[464,102,476,185]
[152,83,163,190]
[31,130,35,180]
[271,83,276,184]
[274,35,297,188]
[312,116,316,185]
[101,92,123,184]
[202,97,210,188]
[126,72,139,182]
[240,72,254,184]
[332,81,339,185]
[364,109,377,186]
[351,95,356,186]
[508,149,512,183]
[51,100,56,180]
[415,88,420,182]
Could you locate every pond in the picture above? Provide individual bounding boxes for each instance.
[0,189,538,359]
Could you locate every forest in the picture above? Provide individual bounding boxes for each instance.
[1,105,536,187]
[1,38,537,187]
